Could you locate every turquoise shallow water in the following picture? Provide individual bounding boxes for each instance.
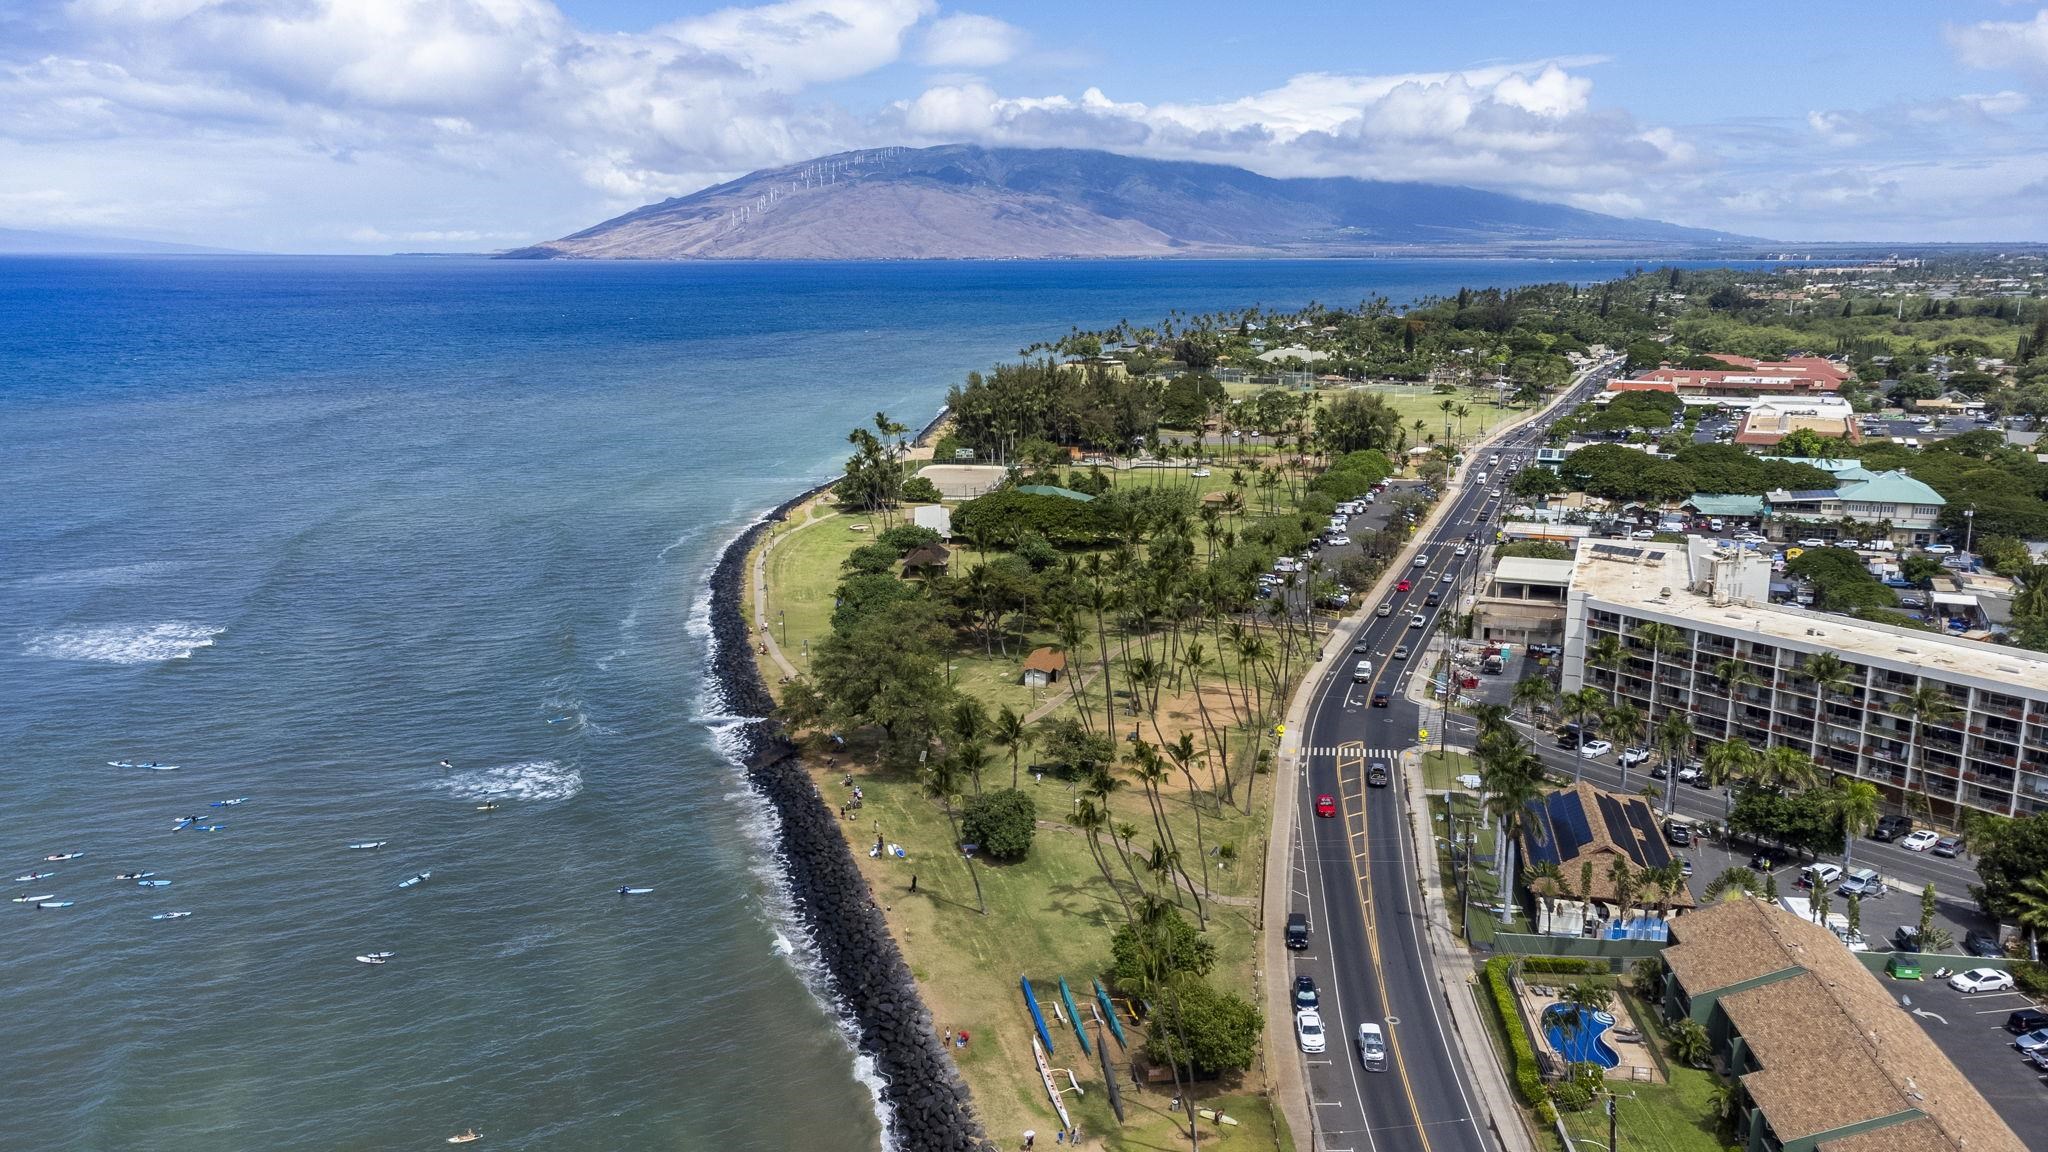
[0,255,1693,1149]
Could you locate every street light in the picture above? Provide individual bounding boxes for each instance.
[1963,508,1975,559]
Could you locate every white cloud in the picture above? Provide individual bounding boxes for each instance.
[1948,8,2048,80]
[918,13,1024,69]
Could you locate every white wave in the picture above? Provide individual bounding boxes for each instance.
[431,760,583,803]
[24,622,223,665]
[16,561,183,589]
[655,526,706,562]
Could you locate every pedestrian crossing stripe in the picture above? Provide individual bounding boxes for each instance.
[1305,746,1402,759]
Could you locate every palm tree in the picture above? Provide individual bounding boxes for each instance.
[1071,798,1134,922]
[2007,873,2048,961]
[1702,738,1759,819]
[1633,621,1688,724]
[1798,651,1853,759]
[1607,857,1642,925]
[1702,866,1759,902]
[1587,634,1626,705]
[1481,738,1546,926]
[1895,683,1961,818]
[1830,778,1881,870]
[1470,701,1512,742]
[991,705,1033,790]
[1668,1019,1711,1069]
[1163,732,1212,902]
[1563,687,1607,783]
[1655,710,1695,817]
[1605,701,1645,789]
[2014,563,2048,621]
[1712,657,1762,741]
[1438,397,1456,443]
[1707,1081,1745,1131]
[1753,746,1820,795]
[1513,674,1556,721]
[924,752,985,914]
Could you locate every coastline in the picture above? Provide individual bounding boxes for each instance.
[705,417,993,1152]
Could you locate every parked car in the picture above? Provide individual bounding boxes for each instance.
[1294,975,1318,1010]
[1618,747,1651,768]
[2013,1027,2048,1054]
[1664,820,1692,846]
[1296,1008,1327,1053]
[1932,835,1964,858]
[1796,537,1827,548]
[1579,739,1614,758]
[1315,794,1336,819]
[1286,912,1309,950]
[2005,1009,2048,1034]
[1925,544,1956,555]
[1327,535,1352,547]
[1871,814,1913,842]
[1949,968,2015,994]
[1892,925,1922,953]
[1965,928,2006,958]
[1899,830,1939,852]
[1798,863,1844,890]
[1837,868,1885,898]
[1356,1022,1387,1071]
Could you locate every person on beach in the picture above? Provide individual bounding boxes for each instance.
[1022,1131,1034,1150]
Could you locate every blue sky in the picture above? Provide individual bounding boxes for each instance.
[2,0,2044,251]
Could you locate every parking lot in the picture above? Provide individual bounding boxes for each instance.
[1870,972,2048,1138]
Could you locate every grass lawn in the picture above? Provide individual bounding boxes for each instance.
[1420,749,1477,793]
[1363,385,1522,447]
[1428,790,1507,944]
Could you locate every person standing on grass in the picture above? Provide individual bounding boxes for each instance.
[1022,1130,1034,1149]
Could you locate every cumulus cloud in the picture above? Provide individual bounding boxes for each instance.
[1948,8,2048,80]
[918,13,1024,68]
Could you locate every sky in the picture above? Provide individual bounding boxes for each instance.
[2,0,2046,252]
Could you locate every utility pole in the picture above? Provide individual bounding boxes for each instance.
[1608,1091,1618,1152]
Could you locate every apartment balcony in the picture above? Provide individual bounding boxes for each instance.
[1980,703,2024,721]
[1779,704,1818,721]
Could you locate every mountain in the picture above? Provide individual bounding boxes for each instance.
[506,145,1757,260]
[0,228,245,255]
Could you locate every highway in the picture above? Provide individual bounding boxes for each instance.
[1286,358,1620,1152]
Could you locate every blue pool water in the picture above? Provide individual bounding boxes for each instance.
[1543,1005,1620,1068]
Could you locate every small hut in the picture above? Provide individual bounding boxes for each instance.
[1020,647,1067,688]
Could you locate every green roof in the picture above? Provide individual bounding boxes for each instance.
[1836,469,1944,507]
[1016,485,1095,502]
[1759,456,1865,474]
[1685,494,1766,516]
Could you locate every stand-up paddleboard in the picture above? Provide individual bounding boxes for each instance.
[189,825,223,832]
[12,894,55,903]
[346,841,387,850]
[115,872,155,880]
[173,817,199,829]
[617,887,653,895]
[1196,1109,1240,1127]
[210,798,248,807]
[398,872,431,889]
[14,872,53,883]
[138,879,171,887]
[44,852,83,861]
[36,901,73,909]
[356,955,387,965]
[110,761,179,770]
[475,803,499,812]
[364,951,395,960]
[151,911,192,920]
[446,1132,481,1145]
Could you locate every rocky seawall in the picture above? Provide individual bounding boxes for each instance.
[705,475,993,1152]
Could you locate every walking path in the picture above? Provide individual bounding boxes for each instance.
[752,502,837,682]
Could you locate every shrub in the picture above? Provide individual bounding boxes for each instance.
[843,542,900,575]
[877,523,942,554]
[1520,956,1598,974]
[1141,978,1262,1075]
[960,788,1035,861]
[1484,957,1545,1106]
[900,476,943,503]
[1012,530,1060,571]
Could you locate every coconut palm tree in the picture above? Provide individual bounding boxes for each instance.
[1605,701,1646,789]
[924,752,985,914]
[991,705,1033,790]
[2006,873,2048,961]
[1632,620,1688,724]
[1481,737,1546,925]
[1562,686,1607,783]
[1753,745,1820,795]
[1655,710,1695,817]
[1587,634,1626,705]
[1702,738,1760,818]
[1513,674,1557,721]
[1830,778,1881,870]
[1894,683,1962,819]
[1713,657,1763,741]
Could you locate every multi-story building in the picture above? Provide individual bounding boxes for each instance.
[1762,467,1946,547]
[1562,537,2048,821]
[1472,556,1572,646]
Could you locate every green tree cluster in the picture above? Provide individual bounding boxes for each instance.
[959,788,1036,861]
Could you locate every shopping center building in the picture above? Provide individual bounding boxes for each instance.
[1560,537,2048,820]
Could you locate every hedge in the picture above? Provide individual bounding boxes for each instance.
[1519,956,1600,975]
[1483,957,1545,1106]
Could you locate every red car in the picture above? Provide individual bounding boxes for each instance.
[1396,579,1411,593]
[1315,794,1336,818]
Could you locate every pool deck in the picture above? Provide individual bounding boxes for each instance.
[1515,979,1664,1085]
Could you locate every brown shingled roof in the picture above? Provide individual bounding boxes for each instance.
[1678,897,2024,1152]
[1521,781,1695,910]
[1021,648,1066,675]
[1662,898,1800,995]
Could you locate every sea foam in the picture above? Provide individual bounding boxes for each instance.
[24,622,223,665]
[431,759,583,803]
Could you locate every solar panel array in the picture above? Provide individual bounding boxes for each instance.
[1519,788,1673,874]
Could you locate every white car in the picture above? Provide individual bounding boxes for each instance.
[1439,571,1455,584]
[1296,1008,1327,1053]
[1327,535,1352,547]
[1579,739,1614,757]
[1630,529,1655,540]
[1949,968,2016,994]
[1377,603,1393,617]
[1924,544,1956,555]
[1409,613,1426,629]
[1799,863,1844,890]
[1900,830,1939,852]
[1796,537,1827,548]
[1413,554,1429,567]
[1618,747,1651,768]
[1489,488,1502,498]
[1455,543,1470,557]
[1190,468,1211,478]
[1356,1022,1387,1071]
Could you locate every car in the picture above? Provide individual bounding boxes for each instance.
[2005,1008,2048,1034]
[1933,835,1963,858]
[1579,739,1613,757]
[1377,603,1393,617]
[1618,747,1651,768]
[1190,468,1211,478]
[2013,1027,2048,1054]
[1424,591,1442,607]
[1489,488,1502,498]
[1965,928,2006,958]
[1899,830,1939,852]
[1870,814,1913,842]
[1924,543,1956,555]
[1296,1008,1327,1053]
[1285,912,1309,950]
[1409,613,1426,629]
[1798,863,1844,889]
[1949,963,2015,992]
[1413,555,1429,567]
[1396,579,1411,593]
[1748,849,1779,871]
[1796,537,1827,548]
[1679,856,1693,877]
[1439,571,1455,584]
[1352,640,1370,654]
[1315,794,1336,819]
[1327,535,1352,547]
[1368,761,1390,787]
[1630,529,1655,540]
[1837,868,1885,898]
[1391,645,1410,660]
[1454,543,1470,557]
[1372,690,1390,708]
[1649,762,1668,780]
[1294,975,1319,1010]
[1356,1022,1387,1071]
[1664,820,1692,846]
[1892,925,1922,953]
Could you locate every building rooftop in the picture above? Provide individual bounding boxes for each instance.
[1569,539,2048,697]
[1835,469,1945,507]
[1021,647,1067,674]
[1669,899,2024,1152]
[1520,782,1692,906]
[1683,494,1765,517]
[1492,556,1576,587]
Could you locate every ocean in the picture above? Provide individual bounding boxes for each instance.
[0,254,1699,1150]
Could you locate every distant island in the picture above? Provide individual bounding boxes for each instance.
[503,144,1759,261]
[0,227,244,256]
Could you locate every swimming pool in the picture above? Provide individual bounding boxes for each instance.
[1542,1004,1620,1068]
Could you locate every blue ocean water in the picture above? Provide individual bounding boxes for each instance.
[1,255,1696,1150]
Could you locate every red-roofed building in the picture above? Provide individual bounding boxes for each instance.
[1613,356,1849,397]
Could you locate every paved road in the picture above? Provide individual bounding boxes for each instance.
[1287,359,1621,1152]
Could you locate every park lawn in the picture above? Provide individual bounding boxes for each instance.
[1558,1066,1733,1152]
[1420,749,1477,793]
[817,749,1276,1152]
[1362,385,1521,447]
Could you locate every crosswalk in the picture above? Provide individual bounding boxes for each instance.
[1303,746,1404,760]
